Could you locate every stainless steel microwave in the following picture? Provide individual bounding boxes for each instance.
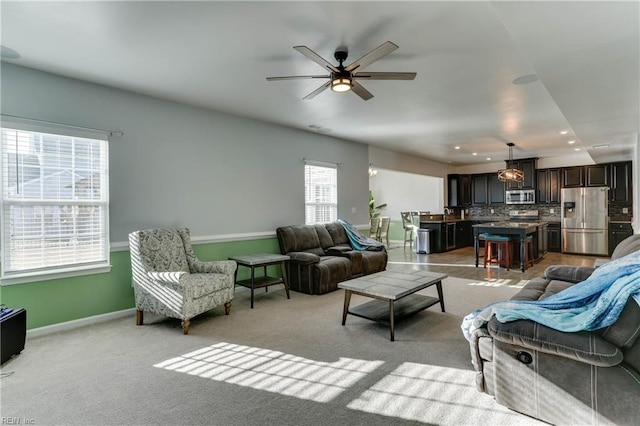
[505,189,535,204]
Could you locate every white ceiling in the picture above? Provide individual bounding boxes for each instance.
[1,1,638,166]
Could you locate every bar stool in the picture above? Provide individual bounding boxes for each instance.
[477,233,489,258]
[483,234,511,270]
[511,235,535,269]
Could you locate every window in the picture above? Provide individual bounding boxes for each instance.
[304,163,337,224]
[1,123,110,283]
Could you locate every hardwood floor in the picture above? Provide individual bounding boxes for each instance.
[386,244,603,282]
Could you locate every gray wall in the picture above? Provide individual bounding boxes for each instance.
[1,63,371,243]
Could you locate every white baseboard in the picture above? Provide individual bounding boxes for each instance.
[26,288,256,339]
[26,308,137,339]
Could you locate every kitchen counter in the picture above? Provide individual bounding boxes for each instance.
[468,216,505,222]
[473,221,548,228]
[420,218,470,224]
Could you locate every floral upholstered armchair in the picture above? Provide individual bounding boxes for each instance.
[128,228,237,334]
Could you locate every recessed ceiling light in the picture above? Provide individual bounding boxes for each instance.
[568,140,576,144]
[512,74,539,85]
[486,157,491,160]
[454,146,461,150]
[472,152,477,156]
[560,130,568,135]
[574,148,581,151]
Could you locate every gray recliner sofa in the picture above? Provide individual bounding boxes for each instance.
[469,233,640,425]
[276,222,388,294]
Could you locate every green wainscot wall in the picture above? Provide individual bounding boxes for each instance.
[0,237,281,330]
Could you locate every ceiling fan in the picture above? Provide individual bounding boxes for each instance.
[266,41,416,101]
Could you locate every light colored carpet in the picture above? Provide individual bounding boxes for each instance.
[0,272,544,425]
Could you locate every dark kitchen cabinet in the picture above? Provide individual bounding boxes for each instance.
[472,173,505,205]
[447,174,471,207]
[562,166,584,187]
[420,220,472,252]
[471,174,488,205]
[537,168,561,204]
[455,221,472,248]
[445,222,456,251]
[421,223,444,253]
[586,164,608,186]
[609,161,632,203]
[506,158,537,190]
[563,163,624,189]
[488,173,506,204]
[547,222,562,252]
[609,223,633,256]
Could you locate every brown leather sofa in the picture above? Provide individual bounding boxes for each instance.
[469,233,640,425]
[276,222,388,294]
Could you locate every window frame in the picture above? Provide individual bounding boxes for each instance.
[0,120,111,285]
[304,161,338,225]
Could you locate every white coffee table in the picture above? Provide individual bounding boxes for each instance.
[338,269,447,341]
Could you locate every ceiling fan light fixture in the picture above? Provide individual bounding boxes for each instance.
[331,76,352,92]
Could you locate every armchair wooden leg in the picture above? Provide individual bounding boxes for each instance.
[136,309,144,326]
[224,301,232,315]
[181,319,190,335]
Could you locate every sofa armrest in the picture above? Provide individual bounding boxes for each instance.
[544,265,596,283]
[191,260,237,275]
[147,271,187,285]
[469,328,493,393]
[286,252,321,265]
[487,317,623,367]
[593,258,610,268]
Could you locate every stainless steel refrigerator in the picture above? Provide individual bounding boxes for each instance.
[561,187,609,255]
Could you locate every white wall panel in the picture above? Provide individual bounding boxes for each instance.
[369,169,444,222]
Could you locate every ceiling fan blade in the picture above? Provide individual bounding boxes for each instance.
[354,72,417,80]
[345,41,398,72]
[266,75,329,81]
[351,80,374,101]
[303,81,331,100]
[293,46,339,73]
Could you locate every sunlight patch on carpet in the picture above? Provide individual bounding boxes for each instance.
[389,261,478,268]
[346,362,539,424]
[153,342,384,403]
[467,278,530,288]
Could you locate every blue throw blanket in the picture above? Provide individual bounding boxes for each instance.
[338,219,385,251]
[461,249,640,341]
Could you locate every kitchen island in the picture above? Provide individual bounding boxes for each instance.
[420,218,472,252]
[472,221,548,272]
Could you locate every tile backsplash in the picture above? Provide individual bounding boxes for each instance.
[464,202,633,222]
[609,202,633,221]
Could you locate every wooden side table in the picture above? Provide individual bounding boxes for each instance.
[228,253,290,308]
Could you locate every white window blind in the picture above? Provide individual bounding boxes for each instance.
[1,125,110,282]
[304,163,337,225]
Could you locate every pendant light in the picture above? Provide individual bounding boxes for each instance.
[497,143,524,183]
